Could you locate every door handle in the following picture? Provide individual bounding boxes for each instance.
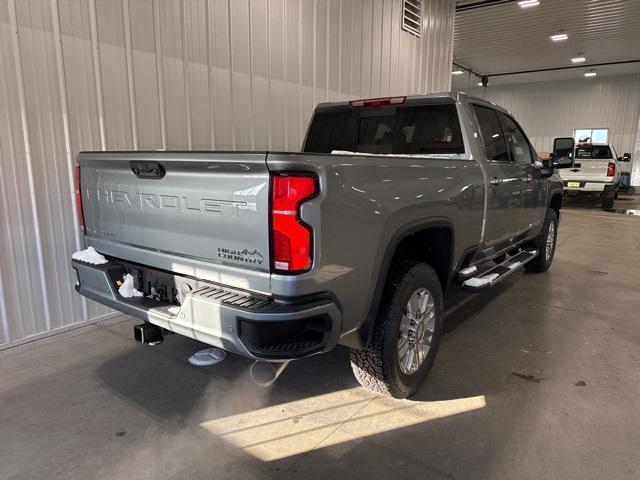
[522,174,532,183]
[489,177,502,186]
[130,161,166,179]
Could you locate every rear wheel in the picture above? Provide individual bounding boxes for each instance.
[525,208,558,273]
[602,194,615,209]
[602,185,616,209]
[349,262,443,398]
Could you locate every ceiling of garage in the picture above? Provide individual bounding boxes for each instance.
[452,0,640,87]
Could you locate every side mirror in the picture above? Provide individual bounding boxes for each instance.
[539,166,555,178]
[552,156,573,168]
[621,153,631,162]
[553,137,575,161]
[538,158,556,177]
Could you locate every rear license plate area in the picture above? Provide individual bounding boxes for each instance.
[118,262,201,304]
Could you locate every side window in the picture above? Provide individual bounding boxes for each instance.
[498,113,533,165]
[472,105,509,161]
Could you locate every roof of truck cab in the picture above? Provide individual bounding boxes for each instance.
[315,91,510,114]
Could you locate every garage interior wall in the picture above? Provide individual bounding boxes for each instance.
[470,74,640,185]
[0,0,456,347]
[634,115,640,187]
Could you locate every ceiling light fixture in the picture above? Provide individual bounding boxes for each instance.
[518,0,540,8]
[584,70,597,77]
[452,69,464,75]
[550,33,568,41]
[571,55,586,63]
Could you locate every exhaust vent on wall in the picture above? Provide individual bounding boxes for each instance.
[402,0,422,37]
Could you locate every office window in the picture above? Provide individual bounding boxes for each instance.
[574,128,609,145]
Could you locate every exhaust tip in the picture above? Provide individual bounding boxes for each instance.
[250,360,290,387]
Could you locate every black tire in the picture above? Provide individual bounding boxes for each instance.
[602,185,616,209]
[602,194,615,209]
[349,261,443,399]
[525,208,558,273]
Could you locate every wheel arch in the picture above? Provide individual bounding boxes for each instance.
[340,218,455,350]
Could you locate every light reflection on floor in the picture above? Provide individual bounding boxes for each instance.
[603,208,640,216]
[200,388,486,461]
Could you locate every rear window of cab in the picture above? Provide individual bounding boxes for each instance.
[575,146,613,159]
[304,103,464,155]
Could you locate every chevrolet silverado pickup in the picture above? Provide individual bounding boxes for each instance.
[552,138,621,208]
[71,92,568,398]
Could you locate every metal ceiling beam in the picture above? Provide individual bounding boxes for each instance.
[488,59,640,77]
[452,60,483,78]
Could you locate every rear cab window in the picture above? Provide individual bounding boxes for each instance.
[303,102,465,155]
[575,145,613,159]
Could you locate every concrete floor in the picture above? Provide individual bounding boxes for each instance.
[2,195,640,480]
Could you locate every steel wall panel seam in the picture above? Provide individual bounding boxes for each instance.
[41,2,86,324]
[249,0,256,149]
[180,0,192,149]
[226,0,236,149]
[88,0,106,150]
[0,30,31,340]
[152,0,167,149]
[122,0,138,149]
[7,0,52,332]
[205,0,215,149]
[266,0,273,150]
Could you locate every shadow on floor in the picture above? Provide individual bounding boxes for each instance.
[562,193,639,211]
[90,278,544,479]
[93,280,516,424]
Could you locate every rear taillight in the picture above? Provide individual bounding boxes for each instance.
[349,96,406,108]
[607,161,615,177]
[271,174,317,272]
[74,165,85,233]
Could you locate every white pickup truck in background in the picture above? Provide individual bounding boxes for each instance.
[552,138,623,209]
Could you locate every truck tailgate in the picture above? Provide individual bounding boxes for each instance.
[559,159,612,183]
[78,152,271,281]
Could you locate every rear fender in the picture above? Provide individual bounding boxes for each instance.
[339,217,454,350]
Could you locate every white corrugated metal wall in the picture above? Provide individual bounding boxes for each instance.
[470,74,640,184]
[634,115,640,187]
[0,0,456,347]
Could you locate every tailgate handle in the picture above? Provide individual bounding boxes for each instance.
[130,161,165,179]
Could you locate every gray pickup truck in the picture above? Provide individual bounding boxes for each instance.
[71,92,568,398]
